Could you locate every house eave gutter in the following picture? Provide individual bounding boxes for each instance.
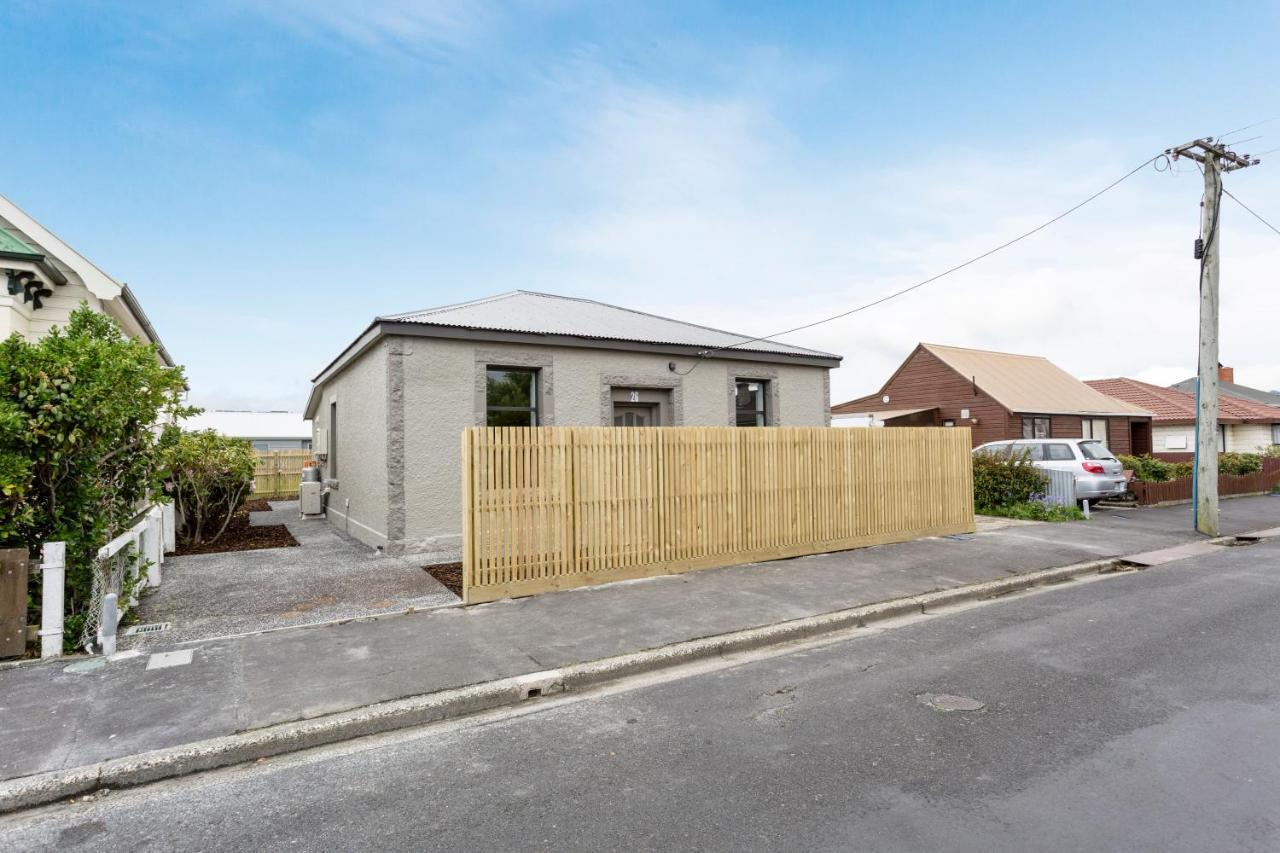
[121,284,174,367]
[1010,409,1154,418]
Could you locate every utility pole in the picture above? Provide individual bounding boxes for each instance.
[1165,138,1261,535]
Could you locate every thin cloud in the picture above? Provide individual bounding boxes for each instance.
[521,75,1280,403]
[238,0,496,58]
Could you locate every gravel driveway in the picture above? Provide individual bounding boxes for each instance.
[121,501,458,649]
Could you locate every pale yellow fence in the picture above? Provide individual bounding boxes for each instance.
[252,450,314,498]
[461,426,974,604]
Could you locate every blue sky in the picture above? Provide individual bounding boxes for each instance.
[3,1,1278,409]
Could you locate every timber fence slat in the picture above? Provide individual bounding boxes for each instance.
[461,426,975,604]
[251,450,314,498]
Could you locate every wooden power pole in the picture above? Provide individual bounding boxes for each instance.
[1165,138,1260,535]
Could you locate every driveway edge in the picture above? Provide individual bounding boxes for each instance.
[0,556,1120,814]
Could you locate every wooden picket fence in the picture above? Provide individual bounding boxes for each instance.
[252,450,314,498]
[461,426,975,604]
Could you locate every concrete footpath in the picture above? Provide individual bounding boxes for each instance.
[2,496,1277,798]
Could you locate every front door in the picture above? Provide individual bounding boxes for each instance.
[612,404,658,427]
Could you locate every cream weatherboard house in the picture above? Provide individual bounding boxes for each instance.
[0,192,171,363]
[304,290,841,555]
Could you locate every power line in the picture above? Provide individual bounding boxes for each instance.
[1218,117,1276,140]
[1191,159,1280,238]
[672,154,1159,374]
[1222,186,1280,238]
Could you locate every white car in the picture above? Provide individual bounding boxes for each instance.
[973,438,1127,503]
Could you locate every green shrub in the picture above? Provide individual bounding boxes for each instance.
[1219,452,1262,476]
[1119,454,1178,483]
[981,501,1086,522]
[1262,444,1280,459]
[972,450,1049,511]
[1123,451,1260,481]
[0,307,191,649]
[158,429,256,547]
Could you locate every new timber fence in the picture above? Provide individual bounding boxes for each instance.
[252,450,314,498]
[461,426,975,604]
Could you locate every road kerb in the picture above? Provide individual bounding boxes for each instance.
[0,556,1119,814]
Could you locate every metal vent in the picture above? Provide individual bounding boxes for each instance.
[124,622,171,636]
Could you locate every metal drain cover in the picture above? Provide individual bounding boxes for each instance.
[918,692,986,712]
[124,622,171,636]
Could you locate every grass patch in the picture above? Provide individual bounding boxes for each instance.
[978,501,1086,522]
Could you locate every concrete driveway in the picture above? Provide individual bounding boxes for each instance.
[122,501,458,649]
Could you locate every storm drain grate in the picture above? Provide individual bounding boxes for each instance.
[124,622,172,636]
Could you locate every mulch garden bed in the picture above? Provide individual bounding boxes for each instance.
[174,503,299,556]
[242,498,273,512]
[423,562,463,597]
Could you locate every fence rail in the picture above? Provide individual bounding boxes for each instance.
[462,426,975,604]
[1129,464,1280,505]
[252,450,314,498]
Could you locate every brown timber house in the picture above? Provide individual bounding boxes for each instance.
[832,343,1154,455]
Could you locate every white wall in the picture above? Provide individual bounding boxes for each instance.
[314,341,389,548]
[1231,423,1277,453]
[1154,425,1194,452]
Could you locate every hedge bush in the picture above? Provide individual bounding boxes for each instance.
[972,450,1049,511]
[0,307,191,649]
[1120,451,1260,481]
[1219,452,1262,476]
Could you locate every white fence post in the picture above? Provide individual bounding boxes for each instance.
[145,506,163,588]
[100,592,118,657]
[162,502,176,554]
[39,542,66,659]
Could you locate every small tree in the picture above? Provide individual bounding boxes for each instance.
[0,306,191,645]
[159,429,256,546]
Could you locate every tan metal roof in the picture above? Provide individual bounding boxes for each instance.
[921,343,1152,417]
[833,407,937,420]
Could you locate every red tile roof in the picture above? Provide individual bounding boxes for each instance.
[1085,377,1280,424]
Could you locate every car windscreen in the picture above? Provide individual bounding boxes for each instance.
[1079,441,1114,460]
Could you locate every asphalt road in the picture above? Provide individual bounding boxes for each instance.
[5,537,1280,852]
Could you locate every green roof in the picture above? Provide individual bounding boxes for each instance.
[0,228,42,257]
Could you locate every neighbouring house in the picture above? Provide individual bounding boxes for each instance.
[0,192,171,363]
[1169,365,1280,411]
[831,343,1153,453]
[182,410,313,451]
[1085,376,1280,457]
[304,290,841,554]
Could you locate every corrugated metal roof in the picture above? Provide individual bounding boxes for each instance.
[382,291,840,360]
[182,410,310,439]
[922,343,1152,417]
[1169,376,1280,408]
[1086,377,1280,424]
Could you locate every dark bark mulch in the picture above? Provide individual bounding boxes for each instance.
[242,498,273,512]
[423,562,463,597]
[174,506,299,556]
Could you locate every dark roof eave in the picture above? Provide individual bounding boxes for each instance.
[379,320,841,365]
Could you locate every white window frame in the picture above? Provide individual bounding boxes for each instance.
[1081,418,1108,447]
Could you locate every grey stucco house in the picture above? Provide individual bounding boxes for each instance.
[304,290,842,555]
